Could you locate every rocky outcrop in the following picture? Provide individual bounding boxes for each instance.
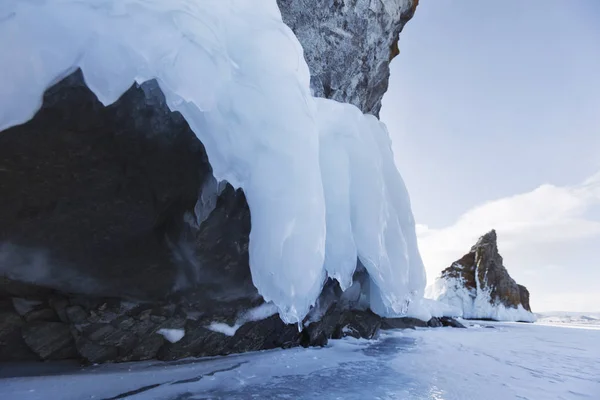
[0,1,423,363]
[431,230,535,322]
[278,0,418,116]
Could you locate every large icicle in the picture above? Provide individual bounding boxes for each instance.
[0,0,425,323]
[316,99,426,315]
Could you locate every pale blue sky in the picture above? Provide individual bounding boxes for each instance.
[382,0,600,312]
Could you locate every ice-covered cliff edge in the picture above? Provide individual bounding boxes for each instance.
[0,0,430,362]
[0,0,423,323]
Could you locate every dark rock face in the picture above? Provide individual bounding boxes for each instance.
[278,0,418,116]
[0,71,256,305]
[440,230,533,313]
[22,321,78,360]
[0,300,39,361]
[0,2,423,363]
[0,72,263,363]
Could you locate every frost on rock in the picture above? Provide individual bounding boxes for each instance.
[0,0,425,324]
[429,277,536,322]
[405,298,463,321]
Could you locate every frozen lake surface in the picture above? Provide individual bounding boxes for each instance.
[1,321,598,400]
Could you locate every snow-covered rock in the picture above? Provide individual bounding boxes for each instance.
[429,230,536,322]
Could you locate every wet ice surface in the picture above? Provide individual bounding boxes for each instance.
[1,322,599,400]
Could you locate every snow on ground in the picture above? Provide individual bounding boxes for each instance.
[1,322,598,400]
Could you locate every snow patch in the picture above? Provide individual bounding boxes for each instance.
[208,322,240,337]
[208,302,280,336]
[239,302,279,323]
[157,328,185,343]
[0,0,425,323]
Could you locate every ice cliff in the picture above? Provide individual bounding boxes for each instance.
[429,230,536,323]
[0,0,426,362]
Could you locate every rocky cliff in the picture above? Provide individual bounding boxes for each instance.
[431,230,535,322]
[0,1,424,363]
[278,0,418,116]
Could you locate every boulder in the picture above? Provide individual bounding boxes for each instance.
[21,322,78,360]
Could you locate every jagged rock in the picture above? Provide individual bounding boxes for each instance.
[0,300,39,361]
[228,315,301,354]
[431,230,535,322]
[22,322,78,360]
[427,317,443,328]
[11,298,43,315]
[339,310,382,339]
[48,297,70,324]
[0,300,23,338]
[300,273,381,344]
[24,308,58,323]
[75,339,119,364]
[129,335,165,362]
[65,306,88,324]
[302,309,382,345]
[0,71,239,303]
[0,2,422,363]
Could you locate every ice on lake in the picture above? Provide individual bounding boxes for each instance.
[1,321,598,400]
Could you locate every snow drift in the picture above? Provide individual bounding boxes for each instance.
[0,0,425,324]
